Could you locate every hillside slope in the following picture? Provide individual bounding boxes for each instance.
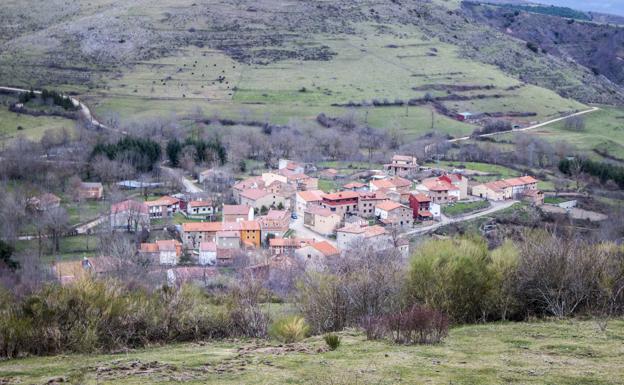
[0,320,622,384]
[463,1,624,88]
[0,0,618,137]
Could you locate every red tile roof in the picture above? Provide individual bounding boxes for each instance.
[322,191,359,200]
[376,200,403,212]
[297,190,325,202]
[411,193,431,203]
[311,241,340,257]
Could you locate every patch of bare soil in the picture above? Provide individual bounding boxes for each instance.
[93,360,198,382]
[237,342,328,356]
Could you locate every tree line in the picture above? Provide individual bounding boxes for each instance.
[559,157,624,189]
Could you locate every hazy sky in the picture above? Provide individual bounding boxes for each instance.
[535,1,624,16]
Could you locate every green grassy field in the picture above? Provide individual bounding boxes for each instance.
[443,200,490,217]
[1,319,622,384]
[78,22,584,139]
[498,106,624,161]
[14,234,100,263]
[0,107,75,142]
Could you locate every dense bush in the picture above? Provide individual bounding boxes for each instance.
[0,278,267,359]
[407,236,496,323]
[359,305,448,345]
[270,316,309,343]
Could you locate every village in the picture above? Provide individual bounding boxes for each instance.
[41,154,551,286]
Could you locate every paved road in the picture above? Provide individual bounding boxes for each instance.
[402,200,518,237]
[289,215,337,246]
[448,107,600,143]
[161,166,204,193]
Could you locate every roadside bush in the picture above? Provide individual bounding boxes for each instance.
[270,316,309,343]
[385,305,449,345]
[323,333,341,350]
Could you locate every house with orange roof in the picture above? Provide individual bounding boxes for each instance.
[472,175,538,201]
[145,196,179,218]
[321,191,359,217]
[439,174,469,200]
[239,188,290,211]
[409,193,433,220]
[222,204,254,222]
[415,178,459,204]
[370,176,412,193]
[139,241,181,264]
[181,221,222,248]
[375,201,413,227]
[186,199,218,218]
[295,241,340,270]
[295,189,325,215]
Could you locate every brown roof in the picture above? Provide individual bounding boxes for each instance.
[265,209,288,220]
[311,241,340,257]
[223,204,252,215]
[217,230,240,238]
[182,222,222,232]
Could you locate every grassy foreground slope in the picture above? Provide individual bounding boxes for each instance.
[1,320,623,384]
